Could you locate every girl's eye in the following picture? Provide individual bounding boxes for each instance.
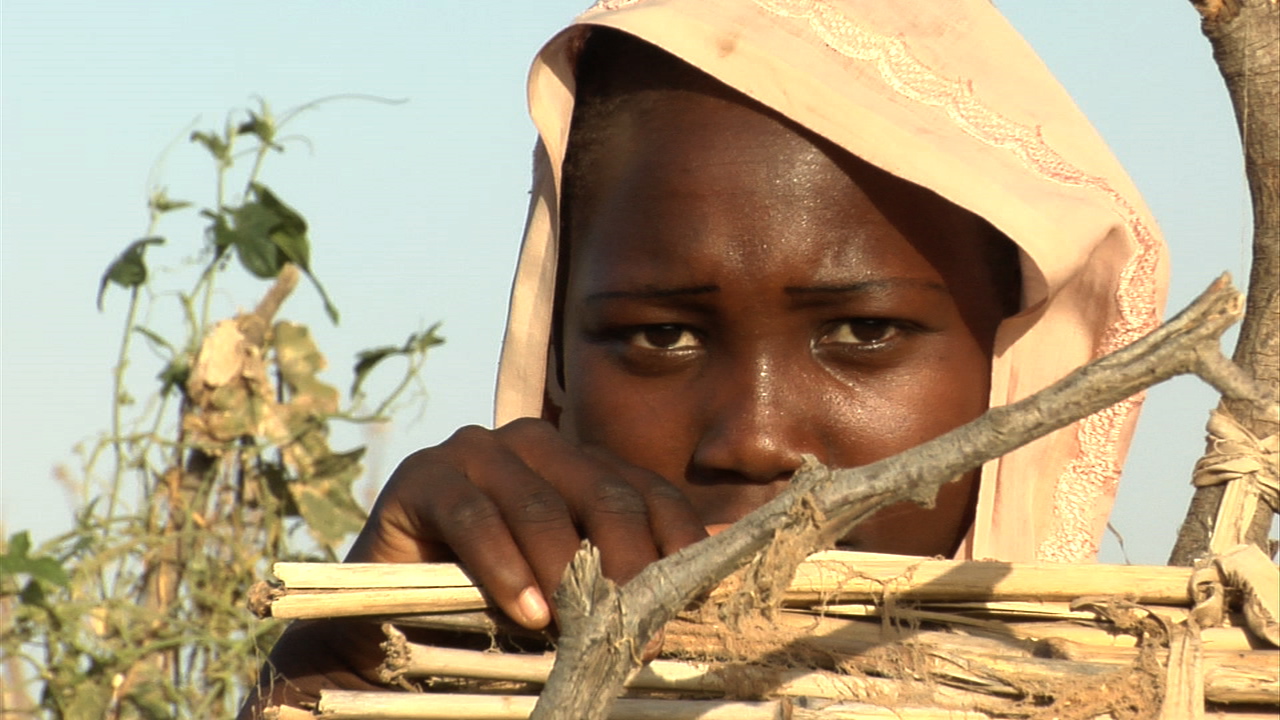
[630,325,700,350]
[820,319,900,346]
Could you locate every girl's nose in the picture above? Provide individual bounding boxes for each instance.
[689,360,813,484]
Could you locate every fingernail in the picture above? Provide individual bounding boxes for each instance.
[516,586,550,628]
[642,628,665,660]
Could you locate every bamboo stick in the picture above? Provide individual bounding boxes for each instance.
[269,587,488,619]
[784,551,1194,604]
[315,691,789,720]
[273,563,477,589]
[265,707,319,720]
[257,553,1198,620]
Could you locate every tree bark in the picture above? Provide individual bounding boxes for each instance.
[531,278,1266,720]
[1170,0,1279,566]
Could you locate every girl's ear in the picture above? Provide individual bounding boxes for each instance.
[542,344,565,427]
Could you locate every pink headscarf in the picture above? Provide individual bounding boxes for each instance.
[495,0,1169,563]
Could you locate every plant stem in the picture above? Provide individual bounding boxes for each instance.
[368,353,427,421]
[198,126,234,337]
[106,286,141,530]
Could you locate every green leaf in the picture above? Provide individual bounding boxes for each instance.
[157,355,190,397]
[18,578,47,607]
[96,237,164,309]
[250,184,340,323]
[126,683,174,720]
[7,530,31,559]
[133,326,175,355]
[237,101,279,149]
[351,346,398,398]
[228,202,283,279]
[209,213,236,259]
[411,324,446,353]
[270,230,310,271]
[350,326,444,398]
[190,130,230,164]
[148,188,192,215]
[311,280,341,325]
[251,184,307,240]
[23,557,69,587]
[1,533,69,588]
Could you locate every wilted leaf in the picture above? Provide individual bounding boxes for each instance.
[273,322,340,416]
[292,478,367,547]
[273,322,322,373]
[260,463,300,516]
[97,237,164,309]
[311,448,365,483]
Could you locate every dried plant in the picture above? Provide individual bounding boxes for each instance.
[0,98,440,719]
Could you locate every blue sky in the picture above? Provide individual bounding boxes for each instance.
[2,1,1253,565]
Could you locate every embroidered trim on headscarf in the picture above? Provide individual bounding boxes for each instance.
[588,0,646,11]
[1192,406,1280,554]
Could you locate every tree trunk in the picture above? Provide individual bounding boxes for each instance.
[1169,0,1279,566]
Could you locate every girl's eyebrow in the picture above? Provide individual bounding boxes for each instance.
[585,285,718,302]
[785,279,948,295]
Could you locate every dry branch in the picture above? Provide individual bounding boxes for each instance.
[530,277,1259,720]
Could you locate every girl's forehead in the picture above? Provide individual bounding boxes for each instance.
[567,87,996,293]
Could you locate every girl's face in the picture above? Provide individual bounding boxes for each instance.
[557,87,1010,557]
